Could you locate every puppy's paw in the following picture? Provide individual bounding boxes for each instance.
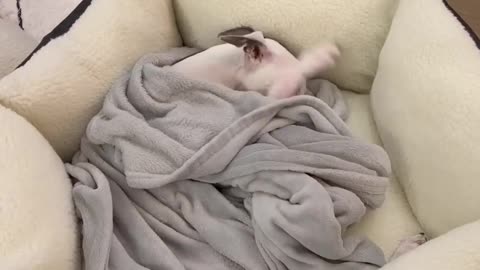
[299,43,341,78]
[320,43,341,60]
[389,233,428,262]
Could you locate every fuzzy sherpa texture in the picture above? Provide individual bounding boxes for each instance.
[0,105,78,270]
[372,0,480,237]
[0,0,182,160]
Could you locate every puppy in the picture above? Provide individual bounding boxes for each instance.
[171,26,340,99]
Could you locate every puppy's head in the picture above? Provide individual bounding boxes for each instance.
[218,26,340,98]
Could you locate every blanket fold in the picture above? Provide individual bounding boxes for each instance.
[66,47,391,270]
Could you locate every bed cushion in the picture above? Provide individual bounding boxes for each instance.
[0,105,77,270]
[341,92,422,258]
[173,0,398,93]
[371,0,480,236]
[0,0,181,161]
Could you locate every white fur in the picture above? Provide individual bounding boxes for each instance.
[389,233,427,261]
[171,44,243,89]
[299,44,340,79]
[173,31,340,99]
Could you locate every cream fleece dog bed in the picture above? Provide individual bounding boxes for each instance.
[0,0,479,269]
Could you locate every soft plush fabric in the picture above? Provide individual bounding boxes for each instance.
[0,105,77,270]
[0,0,82,41]
[0,0,182,161]
[66,48,393,269]
[342,92,423,258]
[371,0,480,236]
[173,0,398,93]
[2,0,478,268]
[380,220,480,270]
[0,19,37,78]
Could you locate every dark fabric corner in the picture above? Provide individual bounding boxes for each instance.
[16,0,23,30]
[16,0,93,69]
[443,0,480,49]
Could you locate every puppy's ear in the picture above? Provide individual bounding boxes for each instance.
[217,26,256,37]
[218,28,265,46]
[219,30,270,62]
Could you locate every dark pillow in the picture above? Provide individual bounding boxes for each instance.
[443,0,480,48]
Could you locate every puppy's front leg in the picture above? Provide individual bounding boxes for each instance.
[389,233,428,262]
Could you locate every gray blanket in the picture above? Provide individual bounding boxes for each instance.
[66,47,391,270]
